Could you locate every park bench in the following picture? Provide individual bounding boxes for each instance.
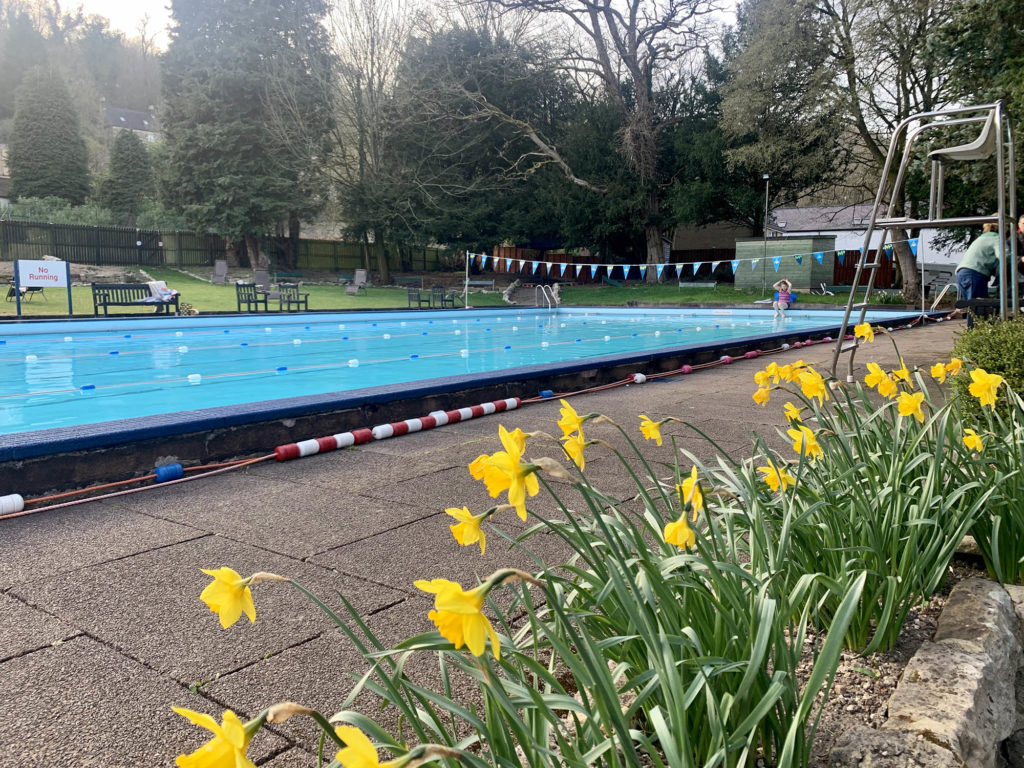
[465,279,495,290]
[274,271,303,281]
[677,281,718,289]
[394,276,423,288]
[92,283,179,315]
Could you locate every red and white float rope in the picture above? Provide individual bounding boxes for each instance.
[273,397,521,462]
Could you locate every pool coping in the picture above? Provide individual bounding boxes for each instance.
[0,307,928,494]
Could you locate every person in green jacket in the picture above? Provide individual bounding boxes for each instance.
[955,222,1003,300]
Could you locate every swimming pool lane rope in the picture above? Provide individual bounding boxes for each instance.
[0,312,948,521]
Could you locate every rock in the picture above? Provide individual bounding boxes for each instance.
[883,579,1021,768]
[829,725,960,767]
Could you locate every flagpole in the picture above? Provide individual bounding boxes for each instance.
[464,250,470,308]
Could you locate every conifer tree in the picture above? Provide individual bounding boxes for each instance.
[99,130,154,225]
[8,67,90,204]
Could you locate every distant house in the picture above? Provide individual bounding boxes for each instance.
[770,203,961,266]
[103,107,160,143]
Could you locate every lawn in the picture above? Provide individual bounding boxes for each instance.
[1,266,861,318]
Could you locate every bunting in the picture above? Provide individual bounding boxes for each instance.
[814,252,824,265]
[751,259,759,271]
[504,258,512,271]
[656,264,665,279]
[693,261,703,273]
[883,244,893,259]
[794,255,803,265]
[909,238,919,257]
[711,261,720,271]
[837,250,845,265]
[731,260,740,274]
[590,264,599,278]
[772,256,781,272]
[481,255,490,268]
[531,260,539,274]
[639,265,648,278]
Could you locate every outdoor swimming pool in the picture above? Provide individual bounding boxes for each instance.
[0,306,918,446]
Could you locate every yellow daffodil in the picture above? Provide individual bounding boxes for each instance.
[968,368,1003,409]
[415,578,499,658]
[891,362,911,383]
[754,369,771,387]
[787,425,823,460]
[854,323,874,343]
[334,725,397,768]
[930,362,947,383]
[897,391,925,423]
[557,399,584,438]
[639,414,663,446]
[877,376,898,399]
[446,506,486,555]
[663,514,696,549]
[676,466,703,515]
[864,362,887,390]
[963,428,984,453]
[200,567,256,629]
[757,462,796,493]
[797,368,829,405]
[783,401,802,423]
[752,387,770,406]
[561,430,587,470]
[945,357,963,376]
[468,425,538,520]
[173,707,255,768]
[765,362,782,383]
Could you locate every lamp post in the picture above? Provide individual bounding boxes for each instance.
[762,173,770,294]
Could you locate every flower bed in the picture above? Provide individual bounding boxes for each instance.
[166,322,1024,768]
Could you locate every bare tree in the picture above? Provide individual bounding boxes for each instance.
[460,0,720,277]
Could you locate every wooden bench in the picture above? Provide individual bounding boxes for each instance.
[677,281,718,289]
[274,271,303,280]
[465,279,495,289]
[92,283,179,315]
[394,276,423,288]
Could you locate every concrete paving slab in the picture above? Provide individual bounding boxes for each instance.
[206,600,484,751]
[310,510,572,594]
[111,472,438,559]
[11,535,406,685]
[259,748,320,767]
[0,592,79,662]
[244,448,456,493]
[0,635,290,767]
[0,502,202,590]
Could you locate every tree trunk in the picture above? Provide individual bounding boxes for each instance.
[244,233,269,270]
[644,191,662,284]
[287,211,300,270]
[373,233,390,284]
[889,228,919,302]
[224,237,242,267]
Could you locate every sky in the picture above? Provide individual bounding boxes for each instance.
[78,0,172,45]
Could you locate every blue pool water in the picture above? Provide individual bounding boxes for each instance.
[0,307,914,436]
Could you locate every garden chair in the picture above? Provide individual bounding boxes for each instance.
[407,286,430,309]
[279,283,309,312]
[212,260,228,285]
[236,282,268,312]
[253,269,280,300]
[431,284,455,308]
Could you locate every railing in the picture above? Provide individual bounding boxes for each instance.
[535,284,557,309]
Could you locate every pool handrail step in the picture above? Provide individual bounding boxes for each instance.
[830,103,1018,382]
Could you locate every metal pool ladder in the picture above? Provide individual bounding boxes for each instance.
[535,284,557,309]
[830,102,1018,381]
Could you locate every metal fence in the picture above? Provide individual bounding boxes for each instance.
[0,220,163,266]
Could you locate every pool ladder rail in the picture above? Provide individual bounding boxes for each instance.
[830,102,1018,382]
[535,284,558,309]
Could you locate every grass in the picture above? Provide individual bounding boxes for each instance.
[0,267,865,317]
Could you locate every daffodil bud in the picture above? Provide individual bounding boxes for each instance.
[531,456,574,480]
[266,702,316,723]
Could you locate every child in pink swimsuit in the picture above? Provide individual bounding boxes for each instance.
[773,279,793,319]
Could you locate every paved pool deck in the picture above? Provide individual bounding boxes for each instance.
[0,318,963,767]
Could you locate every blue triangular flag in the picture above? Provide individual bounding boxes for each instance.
[590,264,599,278]
[530,261,538,274]
[710,261,720,271]
[814,252,823,264]
[504,258,512,270]
[482,255,490,268]
[909,238,919,256]
[656,264,665,279]
[693,261,703,273]
[731,260,740,274]
[794,255,803,265]
[639,265,648,277]
[772,256,781,272]
[883,244,893,258]
[751,259,759,270]
[837,250,845,265]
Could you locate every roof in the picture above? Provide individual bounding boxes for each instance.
[770,203,879,234]
[103,107,159,133]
